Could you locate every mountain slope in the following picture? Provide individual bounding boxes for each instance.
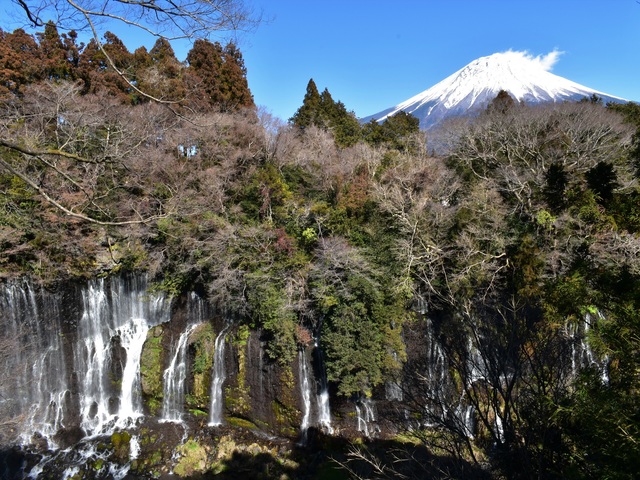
[362,50,627,130]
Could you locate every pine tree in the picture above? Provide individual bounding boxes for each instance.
[363,111,420,151]
[543,162,568,213]
[135,37,185,102]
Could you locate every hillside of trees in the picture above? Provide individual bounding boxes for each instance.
[2,23,640,480]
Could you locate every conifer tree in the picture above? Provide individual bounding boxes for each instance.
[0,28,42,98]
[487,89,516,115]
[219,42,254,111]
[186,39,224,105]
[136,38,185,102]
[37,22,71,80]
[289,78,322,128]
[185,39,252,112]
[363,111,420,151]
[290,79,361,147]
[78,32,133,100]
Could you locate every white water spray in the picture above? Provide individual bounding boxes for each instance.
[356,397,377,437]
[161,323,201,422]
[298,350,312,437]
[208,325,230,426]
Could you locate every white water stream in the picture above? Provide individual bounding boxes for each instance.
[161,323,201,422]
[208,325,230,426]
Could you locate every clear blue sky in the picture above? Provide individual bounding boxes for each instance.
[237,0,640,121]
[3,1,639,121]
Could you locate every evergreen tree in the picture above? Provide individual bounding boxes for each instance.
[290,79,361,147]
[78,32,134,100]
[134,37,185,102]
[544,162,568,213]
[219,42,254,111]
[185,39,252,112]
[586,161,619,204]
[37,21,71,80]
[289,78,322,128]
[0,28,42,98]
[327,99,361,147]
[186,39,224,110]
[486,89,516,115]
[363,111,420,151]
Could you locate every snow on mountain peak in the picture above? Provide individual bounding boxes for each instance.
[363,50,627,130]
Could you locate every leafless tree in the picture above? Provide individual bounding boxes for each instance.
[1,0,261,224]
[10,0,259,41]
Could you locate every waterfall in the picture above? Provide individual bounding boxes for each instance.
[117,317,150,423]
[314,340,333,435]
[75,276,171,435]
[356,397,377,437]
[0,280,67,446]
[566,312,609,383]
[494,410,505,443]
[161,323,201,422]
[208,325,230,426]
[298,345,334,438]
[298,350,313,441]
[317,388,332,435]
[385,353,403,401]
[0,274,172,445]
[455,403,475,439]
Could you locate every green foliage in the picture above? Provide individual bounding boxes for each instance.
[110,430,132,461]
[173,439,208,477]
[311,238,407,397]
[543,162,568,213]
[290,79,361,147]
[4,28,640,480]
[246,278,297,365]
[586,161,619,204]
[486,89,515,115]
[363,111,421,152]
[289,78,322,129]
[561,280,640,479]
[140,326,165,414]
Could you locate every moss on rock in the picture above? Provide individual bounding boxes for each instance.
[140,324,165,415]
[225,325,252,416]
[173,439,208,477]
[187,322,215,410]
[110,430,131,462]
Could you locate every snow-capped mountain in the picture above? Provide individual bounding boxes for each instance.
[362,50,627,130]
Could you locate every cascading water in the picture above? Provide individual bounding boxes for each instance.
[297,345,334,438]
[314,340,333,435]
[0,275,171,448]
[355,397,377,437]
[567,312,609,383]
[208,325,230,426]
[75,276,171,435]
[0,280,68,446]
[161,323,201,422]
[317,387,332,434]
[298,350,313,442]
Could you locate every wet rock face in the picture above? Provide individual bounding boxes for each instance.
[140,325,165,415]
[185,322,215,412]
[0,274,397,477]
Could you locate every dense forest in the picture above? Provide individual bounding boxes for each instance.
[2,21,640,480]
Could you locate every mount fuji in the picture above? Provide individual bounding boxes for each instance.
[362,50,628,130]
